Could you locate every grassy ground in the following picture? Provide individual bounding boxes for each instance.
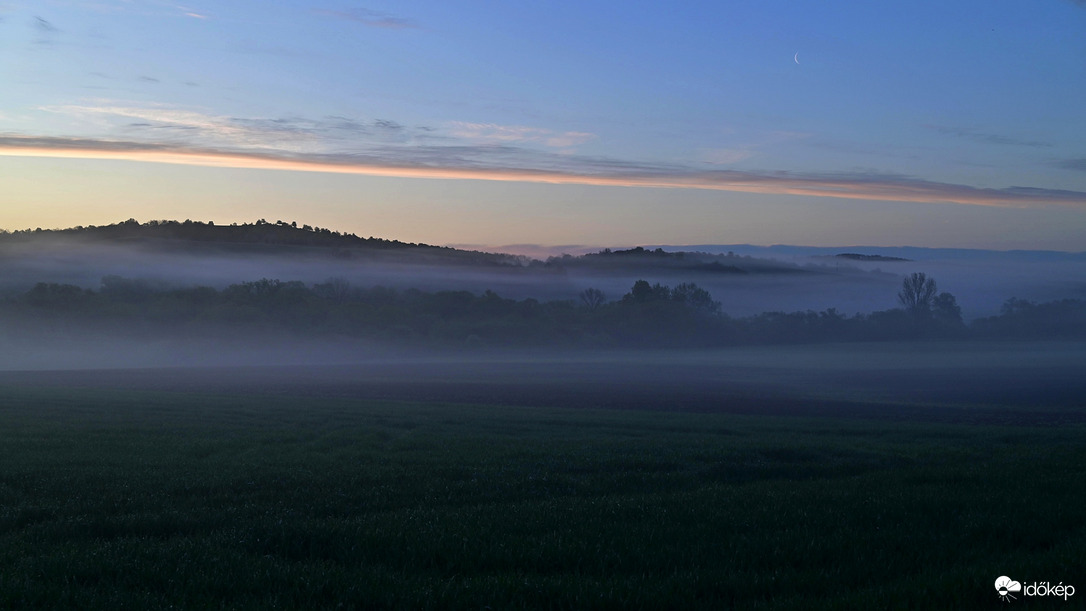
[0,378,1083,609]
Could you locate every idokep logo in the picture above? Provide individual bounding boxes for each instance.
[995,576,1021,602]
[995,575,1075,603]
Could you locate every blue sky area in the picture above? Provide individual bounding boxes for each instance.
[2,1,1085,250]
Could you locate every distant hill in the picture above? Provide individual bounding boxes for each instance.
[0,219,864,316]
[543,246,809,275]
[1,218,422,249]
[0,218,530,267]
[831,253,911,262]
[0,219,813,275]
[651,243,1086,262]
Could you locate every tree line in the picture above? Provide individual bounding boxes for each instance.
[2,273,1083,348]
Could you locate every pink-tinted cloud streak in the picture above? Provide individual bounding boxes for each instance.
[2,135,1084,208]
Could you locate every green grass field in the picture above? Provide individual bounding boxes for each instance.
[1,368,1084,609]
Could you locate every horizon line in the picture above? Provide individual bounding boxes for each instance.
[4,220,1084,256]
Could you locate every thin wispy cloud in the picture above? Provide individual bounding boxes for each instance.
[40,104,599,158]
[927,125,1052,148]
[31,14,59,44]
[178,6,209,20]
[701,148,755,165]
[699,131,810,166]
[449,122,596,149]
[44,1,207,19]
[13,104,1085,208]
[41,104,274,146]
[546,132,597,148]
[33,16,57,32]
[1056,158,1086,172]
[2,135,1084,208]
[315,8,417,29]
[38,104,423,150]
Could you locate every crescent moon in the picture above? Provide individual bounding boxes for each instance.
[794,52,800,65]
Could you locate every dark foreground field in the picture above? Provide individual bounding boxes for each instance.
[1,343,1084,609]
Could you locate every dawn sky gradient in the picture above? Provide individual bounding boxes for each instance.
[2,1,1085,250]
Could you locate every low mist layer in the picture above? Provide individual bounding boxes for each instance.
[3,219,1084,320]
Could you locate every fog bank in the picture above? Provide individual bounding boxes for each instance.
[5,235,1082,319]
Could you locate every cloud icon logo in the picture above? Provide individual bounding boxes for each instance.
[995,576,1022,602]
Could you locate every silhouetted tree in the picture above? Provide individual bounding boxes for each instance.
[973,298,1086,339]
[671,282,721,314]
[313,277,352,302]
[898,272,938,315]
[579,288,606,310]
[623,280,670,303]
[932,291,963,326]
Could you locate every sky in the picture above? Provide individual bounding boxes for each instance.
[2,0,1085,251]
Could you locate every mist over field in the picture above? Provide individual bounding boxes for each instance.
[0,235,541,297]
[662,243,1086,319]
[1,221,1084,366]
[5,342,1085,420]
[3,224,1083,320]
[2,222,1083,610]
